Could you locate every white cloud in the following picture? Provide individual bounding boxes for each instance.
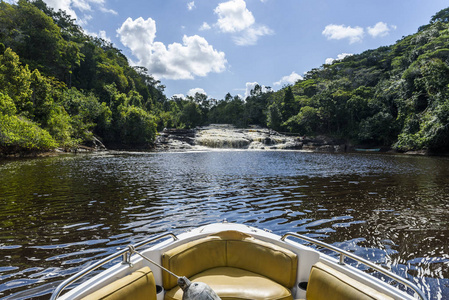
[43,0,78,19]
[78,14,93,27]
[187,1,195,11]
[273,71,303,86]
[41,0,116,24]
[100,6,118,15]
[214,0,273,46]
[215,0,255,33]
[188,88,207,97]
[245,82,269,99]
[118,17,156,52]
[324,58,334,65]
[117,17,227,80]
[367,22,394,38]
[325,53,353,65]
[199,22,212,31]
[98,30,111,42]
[322,24,364,44]
[172,94,185,99]
[72,0,92,11]
[233,25,273,46]
[85,29,111,42]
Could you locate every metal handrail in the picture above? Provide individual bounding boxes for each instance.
[50,232,178,300]
[281,232,427,300]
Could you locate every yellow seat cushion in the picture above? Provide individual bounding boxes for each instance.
[81,266,157,300]
[161,230,297,290]
[226,239,297,288]
[306,262,394,300]
[164,267,293,300]
[162,237,227,290]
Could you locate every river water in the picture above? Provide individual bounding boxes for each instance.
[0,150,448,299]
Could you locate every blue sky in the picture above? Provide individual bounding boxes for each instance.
[7,0,449,100]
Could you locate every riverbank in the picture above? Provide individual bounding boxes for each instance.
[2,124,445,158]
[0,136,107,158]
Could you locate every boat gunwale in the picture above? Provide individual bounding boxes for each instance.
[281,232,427,300]
[49,232,178,300]
[49,223,428,300]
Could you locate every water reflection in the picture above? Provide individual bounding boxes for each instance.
[0,151,448,299]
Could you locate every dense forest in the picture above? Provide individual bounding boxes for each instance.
[1,1,449,154]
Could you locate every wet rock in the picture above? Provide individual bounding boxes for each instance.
[154,125,347,152]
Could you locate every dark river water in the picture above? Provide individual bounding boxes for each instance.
[0,150,448,299]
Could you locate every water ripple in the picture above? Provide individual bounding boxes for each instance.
[0,151,448,299]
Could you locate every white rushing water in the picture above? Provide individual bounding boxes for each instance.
[158,124,303,150]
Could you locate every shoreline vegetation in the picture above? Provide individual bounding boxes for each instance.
[1,125,439,158]
[1,2,449,157]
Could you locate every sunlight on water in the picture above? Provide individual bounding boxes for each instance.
[0,151,448,299]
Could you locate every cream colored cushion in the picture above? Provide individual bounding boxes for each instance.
[162,230,297,290]
[81,266,157,300]
[164,267,293,300]
[226,239,297,288]
[306,262,394,300]
[162,237,227,290]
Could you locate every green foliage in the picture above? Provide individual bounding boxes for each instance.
[0,113,57,153]
[2,1,449,154]
[266,102,282,131]
[178,102,204,129]
[281,86,296,121]
[0,1,166,153]
[208,95,246,127]
[117,105,157,146]
[261,6,449,152]
[0,93,17,115]
[284,106,319,135]
[430,7,449,24]
[0,48,32,111]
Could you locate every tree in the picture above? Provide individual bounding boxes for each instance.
[267,102,282,131]
[178,102,203,129]
[118,105,157,146]
[0,48,32,111]
[281,86,296,121]
[284,106,319,135]
[430,7,449,24]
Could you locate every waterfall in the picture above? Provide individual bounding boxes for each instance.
[194,125,302,150]
[156,125,348,152]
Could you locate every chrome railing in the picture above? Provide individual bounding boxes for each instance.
[50,232,178,300]
[281,232,427,300]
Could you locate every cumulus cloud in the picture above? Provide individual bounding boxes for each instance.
[325,53,353,65]
[214,0,273,46]
[273,71,303,86]
[322,24,364,44]
[215,0,255,33]
[187,1,195,11]
[188,88,207,97]
[245,82,270,99]
[199,22,212,31]
[117,17,227,80]
[367,22,395,38]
